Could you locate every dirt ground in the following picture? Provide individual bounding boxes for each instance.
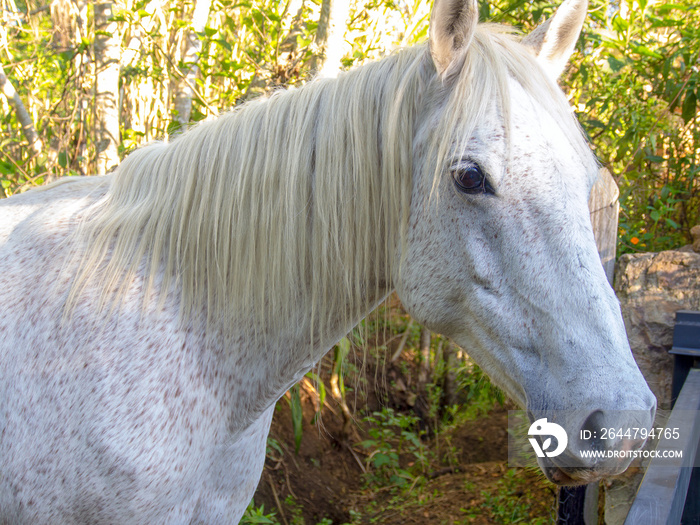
[252,372,558,524]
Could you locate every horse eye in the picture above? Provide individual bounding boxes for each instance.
[452,163,493,195]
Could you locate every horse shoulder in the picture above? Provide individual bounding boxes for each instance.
[0,176,109,245]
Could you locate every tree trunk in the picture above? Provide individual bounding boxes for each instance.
[173,0,212,130]
[73,0,90,175]
[310,0,350,78]
[50,0,79,49]
[94,2,120,175]
[0,64,43,155]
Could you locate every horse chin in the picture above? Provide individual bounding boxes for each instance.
[543,466,597,486]
[541,463,626,487]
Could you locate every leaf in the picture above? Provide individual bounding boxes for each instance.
[290,384,303,454]
[584,118,606,130]
[611,15,629,33]
[389,473,409,486]
[682,90,697,124]
[580,64,588,85]
[632,44,664,60]
[478,0,490,22]
[305,371,326,406]
[216,39,232,52]
[266,437,284,457]
[372,453,396,468]
[607,55,627,73]
[657,3,689,14]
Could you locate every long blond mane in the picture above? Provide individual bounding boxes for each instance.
[66,26,588,342]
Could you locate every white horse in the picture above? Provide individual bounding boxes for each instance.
[0,0,655,522]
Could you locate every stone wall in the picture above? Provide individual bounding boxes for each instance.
[615,249,700,410]
[603,248,700,524]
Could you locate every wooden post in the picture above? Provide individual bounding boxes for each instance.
[588,168,620,285]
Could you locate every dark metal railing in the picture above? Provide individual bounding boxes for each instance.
[557,311,700,525]
[624,310,700,525]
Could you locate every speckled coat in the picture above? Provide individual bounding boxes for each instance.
[0,0,656,522]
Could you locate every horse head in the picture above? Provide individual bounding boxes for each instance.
[396,0,656,485]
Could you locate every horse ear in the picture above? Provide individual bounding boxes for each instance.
[521,0,588,80]
[429,0,479,77]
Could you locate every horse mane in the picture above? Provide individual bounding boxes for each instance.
[65,25,589,343]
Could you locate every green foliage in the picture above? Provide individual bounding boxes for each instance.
[240,501,281,525]
[564,0,700,252]
[1,0,425,194]
[266,436,284,460]
[284,495,306,525]
[1,2,80,194]
[333,336,351,400]
[5,0,698,250]
[461,469,552,524]
[244,494,337,525]
[454,360,505,421]
[288,383,303,454]
[280,339,345,455]
[359,407,429,488]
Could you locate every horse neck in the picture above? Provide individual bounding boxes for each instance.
[70,47,432,430]
[207,50,432,427]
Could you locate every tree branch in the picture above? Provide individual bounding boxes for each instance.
[0,63,43,155]
[94,2,121,175]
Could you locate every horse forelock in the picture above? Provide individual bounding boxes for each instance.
[65,24,592,345]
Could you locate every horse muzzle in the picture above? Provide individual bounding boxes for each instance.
[526,404,656,485]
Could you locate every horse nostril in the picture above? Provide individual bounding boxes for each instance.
[576,407,654,459]
[580,409,606,452]
[582,410,604,434]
